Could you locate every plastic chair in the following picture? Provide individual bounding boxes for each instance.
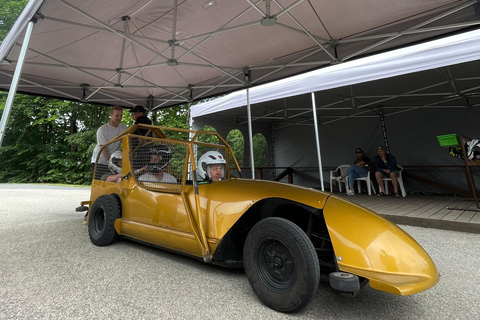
[329,165,350,192]
[382,165,406,197]
[354,171,376,195]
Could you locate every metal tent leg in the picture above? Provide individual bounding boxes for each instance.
[0,19,37,148]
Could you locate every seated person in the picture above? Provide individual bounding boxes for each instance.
[197,151,226,183]
[335,148,371,196]
[374,146,400,198]
[138,145,177,183]
[101,150,123,183]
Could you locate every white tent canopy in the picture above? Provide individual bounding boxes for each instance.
[191,29,480,119]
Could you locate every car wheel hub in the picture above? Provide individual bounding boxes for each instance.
[257,240,296,290]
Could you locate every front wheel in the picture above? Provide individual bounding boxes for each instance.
[88,194,121,246]
[243,217,320,313]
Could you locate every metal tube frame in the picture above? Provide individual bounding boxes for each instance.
[311,92,325,191]
[0,19,37,148]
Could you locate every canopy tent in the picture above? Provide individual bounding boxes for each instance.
[1,0,479,109]
[191,30,480,193]
[0,0,479,191]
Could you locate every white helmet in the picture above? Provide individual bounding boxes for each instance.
[109,150,122,173]
[197,151,226,181]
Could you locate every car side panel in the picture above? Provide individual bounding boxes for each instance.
[195,178,329,240]
[119,183,204,257]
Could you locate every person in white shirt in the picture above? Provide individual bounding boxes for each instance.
[91,106,128,179]
[138,145,177,183]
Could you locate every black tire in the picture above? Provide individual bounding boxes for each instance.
[243,217,320,313]
[88,194,121,246]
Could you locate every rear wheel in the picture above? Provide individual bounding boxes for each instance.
[244,217,320,313]
[88,194,121,246]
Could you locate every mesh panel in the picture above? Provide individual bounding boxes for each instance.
[130,136,187,192]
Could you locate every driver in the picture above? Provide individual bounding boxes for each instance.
[197,151,226,182]
[138,145,177,183]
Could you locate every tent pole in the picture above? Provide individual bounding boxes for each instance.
[379,107,390,153]
[0,18,37,148]
[311,92,325,191]
[246,88,255,179]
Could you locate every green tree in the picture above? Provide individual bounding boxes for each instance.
[253,133,268,167]
[195,125,219,157]
[0,93,111,184]
[226,129,244,167]
[0,0,28,43]
[152,104,189,140]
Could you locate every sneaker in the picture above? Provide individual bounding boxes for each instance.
[83,215,88,225]
[335,176,345,182]
[394,192,401,198]
[346,190,355,196]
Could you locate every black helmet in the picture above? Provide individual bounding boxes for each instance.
[147,144,172,172]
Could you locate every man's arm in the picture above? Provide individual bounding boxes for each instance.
[101,147,110,163]
[386,155,398,171]
[374,157,384,172]
[354,160,365,166]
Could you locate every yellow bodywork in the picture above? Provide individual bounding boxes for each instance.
[89,177,329,258]
[85,124,438,296]
[323,195,439,295]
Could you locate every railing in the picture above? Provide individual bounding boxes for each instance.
[232,165,479,197]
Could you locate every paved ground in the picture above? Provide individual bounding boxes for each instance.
[0,184,479,319]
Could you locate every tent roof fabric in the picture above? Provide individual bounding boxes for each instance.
[191,29,480,127]
[1,0,479,110]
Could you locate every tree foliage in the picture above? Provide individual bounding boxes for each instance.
[0,0,28,43]
[253,133,268,167]
[227,129,244,167]
[0,94,110,184]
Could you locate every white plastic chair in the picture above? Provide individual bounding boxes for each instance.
[382,165,406,197]
[354,171,376,195]
[329,165,349,192]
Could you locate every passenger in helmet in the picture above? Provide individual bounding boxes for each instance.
[197,151,226,182]
[138,145,177,183]
[101,150,123,183]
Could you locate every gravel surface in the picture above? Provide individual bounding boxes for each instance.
[1,184,479,320]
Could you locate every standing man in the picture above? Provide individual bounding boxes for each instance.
[130,105,152,136]
[130,105,151,123]
[91,106,128,178]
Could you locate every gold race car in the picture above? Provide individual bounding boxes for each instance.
[78,124,439,313]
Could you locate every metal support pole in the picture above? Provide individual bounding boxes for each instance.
[311,92,325,191]
[246,88,255,179]
[379,107,390,153]
[0,18,37,148]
